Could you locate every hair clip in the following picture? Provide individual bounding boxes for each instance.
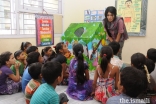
[78,51,81,54]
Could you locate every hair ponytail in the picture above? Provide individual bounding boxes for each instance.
[144,65,150,83]
[41,49,45,57]
[20,42,25,51]
[20,42,31,51]
[100,55,108,74]
[131,53,151,83]
[76,51,86,84]
[0,55,2,68]
[100,46,113,73]
[73,43,86,85]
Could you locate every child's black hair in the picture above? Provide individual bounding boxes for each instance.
[120,67,148,98]
[145,58,155,74]
[0,51,12,68]
[47,50,56,61]
[20,42,31,51]
[73,43,86,85]
[26,46,38,54]
[54,42,64,54]
[26,52,40,67]
[41,61,62,85]
[41,47,51,57]
[108,41,120,55]
[28,62,42,80]
[14,50,23,60]
[100,46,113,74]
[147,48,156,63]
[131,53,146,70]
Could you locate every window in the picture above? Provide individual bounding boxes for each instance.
[0,0,62,38]
[0,0,16,35]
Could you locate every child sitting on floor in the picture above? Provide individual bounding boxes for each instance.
[67,43,93,101]
[20,42,32,57]
[41,47,53,63]
[30,61,69,104]
[92,46,119,103]
[106,67,148,104]
[22,52,43,93]
[10,50,25,76]
[147,48,156,83]
[0,51,21,94]
[52,42,69,85]
[108,41,126,71]
[131,53,156,92]
[25,62,42,104]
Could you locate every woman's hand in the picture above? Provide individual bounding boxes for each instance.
[108,37,113,42]
[115,39,119,42]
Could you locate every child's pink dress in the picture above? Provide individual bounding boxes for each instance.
[95,66,117,104]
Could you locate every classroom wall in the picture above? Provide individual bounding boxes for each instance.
[0,14,63,53]
[62,0,156,63]
[0,37,61,54]
[0,0,156,64]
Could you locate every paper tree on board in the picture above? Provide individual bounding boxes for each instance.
[62,22,106,70]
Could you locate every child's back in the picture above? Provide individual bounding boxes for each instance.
[109,41,125,71]
[25,62,42,104]
[95,62,119,101]
[30,61,69,104]
[106,67,148,104]
[67,43,93,101]
[30,83,59,104]
[92,46,119,103]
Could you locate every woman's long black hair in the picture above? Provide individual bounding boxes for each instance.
[104,6,117,37]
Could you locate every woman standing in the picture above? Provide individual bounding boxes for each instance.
[103,6,128,59]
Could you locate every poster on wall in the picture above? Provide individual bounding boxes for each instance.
[116,0,148,36]
[35,14,54,46]
[84,10,105,23]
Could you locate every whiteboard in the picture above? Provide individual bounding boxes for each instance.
[63,0,115,32]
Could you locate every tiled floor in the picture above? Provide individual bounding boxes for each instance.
[0,71,101,104]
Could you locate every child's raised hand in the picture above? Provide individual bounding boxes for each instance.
[14,62,20,70]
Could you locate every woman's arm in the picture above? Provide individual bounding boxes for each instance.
[103,21,113,42]
[116,19,124,42]
[115,33,122,42]
[108,36,113,42]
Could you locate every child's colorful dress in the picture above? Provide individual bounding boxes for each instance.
[95,66,117,103]
[67,58,93,101]
[0,65,21,95]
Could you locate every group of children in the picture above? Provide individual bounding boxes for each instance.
[0,41,156,104]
